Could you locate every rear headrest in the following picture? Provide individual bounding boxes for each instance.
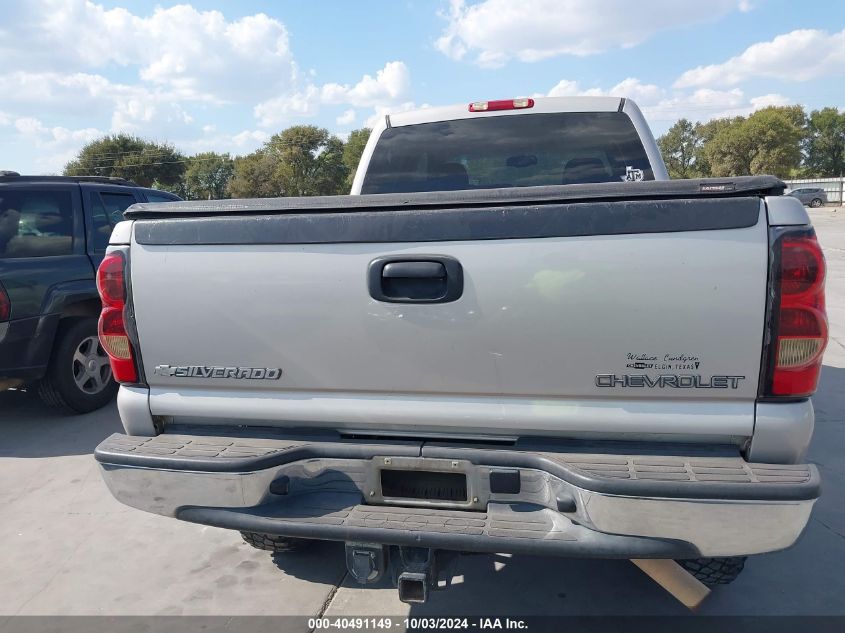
[562,157,610,185]
[428,162,469,190]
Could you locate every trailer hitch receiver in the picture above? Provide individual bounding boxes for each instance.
[393,547,438,604]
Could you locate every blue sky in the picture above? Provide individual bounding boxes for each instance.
[1,0,844,174]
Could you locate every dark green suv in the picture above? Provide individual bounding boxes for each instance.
[0,173,180,413]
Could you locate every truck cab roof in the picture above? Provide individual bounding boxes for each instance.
[387,95,626,128]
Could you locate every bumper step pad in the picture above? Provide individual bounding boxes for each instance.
[176,493,699,559]
[96,432,819,502]
[95,430,819,558]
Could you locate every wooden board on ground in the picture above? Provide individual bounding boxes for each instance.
[631,559,711,609]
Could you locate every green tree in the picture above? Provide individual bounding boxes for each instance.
[698,107,804,178]
[230,126,349,198]
[229,150,281,198]
[697,117,750,177]
[657,119,702,178]
[64,134,186,188]
[804,107,845,176]
[266,125,348,196]
[693,117,739,177]
[342,128,371,188]
[744,106,805,176]
[183,152,235,200]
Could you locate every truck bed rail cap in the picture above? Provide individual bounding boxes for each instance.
[122,176,785,220]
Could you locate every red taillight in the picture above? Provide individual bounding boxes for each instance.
[780,237,824,296]
[768,232,827,397]
[97,253,125,305]
[96,252,138,384]
[0,284,9,321]
[469,98,534,112]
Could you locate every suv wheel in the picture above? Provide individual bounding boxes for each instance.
[38,318,118,414]
[240,532,313,553]
[810,198,823,208]
[676,556,747,586]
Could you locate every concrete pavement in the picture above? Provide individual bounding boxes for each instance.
[1,207,844,617]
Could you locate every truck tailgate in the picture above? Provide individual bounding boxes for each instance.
[126,188,770,440]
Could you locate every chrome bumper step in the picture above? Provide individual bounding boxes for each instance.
[176,494,699,559]
[96,431,820,502]
[95,430,819,558]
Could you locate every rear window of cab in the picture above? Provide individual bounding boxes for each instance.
[361,111,654,194]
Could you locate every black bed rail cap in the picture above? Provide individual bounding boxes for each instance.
[123,175,786,220]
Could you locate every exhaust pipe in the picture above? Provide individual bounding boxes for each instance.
[397,572,428,604]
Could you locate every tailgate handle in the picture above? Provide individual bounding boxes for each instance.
[368,256,463,304]
[382,262,445,279]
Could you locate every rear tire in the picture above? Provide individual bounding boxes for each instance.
[676,556,747,586]
[810,198,823,208]
[38,318,117,414]
[240,531,313,553]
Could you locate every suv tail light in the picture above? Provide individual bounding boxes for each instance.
[96,251,139,384]
[0,283,9,321]
[762,230,827,398]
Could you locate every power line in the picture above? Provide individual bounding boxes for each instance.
[72,150,182,161]
[66,154,233,174]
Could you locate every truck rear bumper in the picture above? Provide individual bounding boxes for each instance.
[95,430,819,559]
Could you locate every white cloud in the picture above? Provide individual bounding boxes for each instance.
[545,79,794,127]
[14,117,100,145]
[179,128,269,156]
[645,89,796,126]
[436,0,748,67]
[111,98,194,135]
[749,93,791,109]
[13,116,102,172]
[253,85,322,128]
[643,88,745,122]
[0,2,419,172]
[675,28,845,88]
[336,109,357,126]
[0,70,203,139]
[231,130,270,147]
[548,78,664,104]
[254,62,412,128]
[363,101,429,129]
[2,1,297,103]
[546,80,581,97]
[320,62,411,107]
[0,72,135,119]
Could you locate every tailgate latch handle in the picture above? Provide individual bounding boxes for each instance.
[368,256,463,304]
[382,261,445,279]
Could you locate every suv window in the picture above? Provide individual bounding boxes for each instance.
[144,191,180,203]
[0,189,74,258]
[90,191,136,251]
[361,112,654,194]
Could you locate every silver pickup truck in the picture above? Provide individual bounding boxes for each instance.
[94,97,827,603]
